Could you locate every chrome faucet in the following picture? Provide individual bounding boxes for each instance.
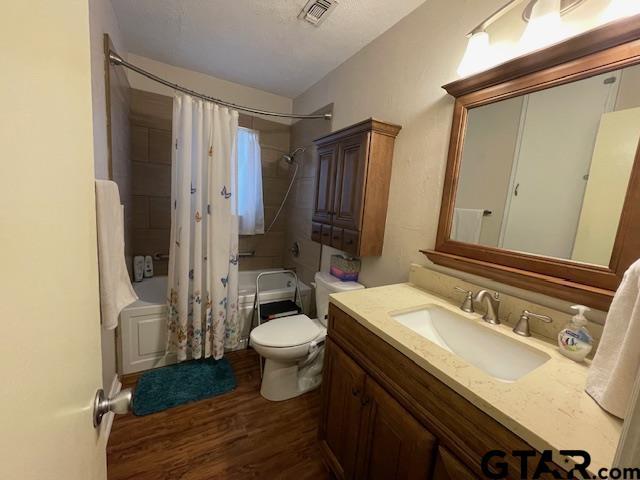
[475,290,501,325]
[513,310,552,337]
[454,287,501,324]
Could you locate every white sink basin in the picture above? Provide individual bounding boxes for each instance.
[392,306,550,382]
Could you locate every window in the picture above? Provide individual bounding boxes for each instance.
[237,127,264,235]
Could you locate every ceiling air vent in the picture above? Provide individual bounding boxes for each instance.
[298,0,338,26]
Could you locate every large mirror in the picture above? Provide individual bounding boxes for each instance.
[453,64,640,267]
[424,18,640,310]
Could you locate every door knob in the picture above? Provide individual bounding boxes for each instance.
[93,388,133,427]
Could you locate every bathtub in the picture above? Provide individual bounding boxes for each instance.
[118,269,311,374]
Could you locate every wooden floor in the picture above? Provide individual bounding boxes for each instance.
[107,349,326,480]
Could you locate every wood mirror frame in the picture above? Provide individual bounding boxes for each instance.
[422,15,640,311]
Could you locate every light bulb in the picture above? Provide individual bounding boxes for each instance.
[457,31,494,77]
[519,0,567,55]
[602,0,640,22]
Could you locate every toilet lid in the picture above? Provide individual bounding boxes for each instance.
[250,314,322,348]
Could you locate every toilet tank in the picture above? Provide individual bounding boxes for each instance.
[314,272,364,324]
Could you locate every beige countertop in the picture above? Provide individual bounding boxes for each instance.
[329,282,622,474]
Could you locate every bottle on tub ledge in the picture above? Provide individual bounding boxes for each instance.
[144,255,154,279]
[133,255,145,283]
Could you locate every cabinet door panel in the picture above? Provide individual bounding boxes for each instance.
[313,143,337,224]
[331,227,344,250]
[432,447,478,480]
[333,134,368,230]
[356,378,437,480]
[342,229,359,256]
[320,339,367,479]
[321,224,333,245]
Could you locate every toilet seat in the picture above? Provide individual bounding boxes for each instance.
[250,314,323,348]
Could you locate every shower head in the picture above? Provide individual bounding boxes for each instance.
[281,147,306,165]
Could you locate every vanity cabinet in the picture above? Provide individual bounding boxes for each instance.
[311,119,401,257]
[321,339,436,480]
[320,303,569,480]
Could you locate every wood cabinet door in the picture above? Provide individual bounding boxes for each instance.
[333,133,368,230]
[313,143,338,224]
[320,339,367,479]
[432,447,478,480]
[356,378,437,480]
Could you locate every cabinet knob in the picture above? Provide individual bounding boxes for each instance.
[351,387,360,397]
[361,396,371,406]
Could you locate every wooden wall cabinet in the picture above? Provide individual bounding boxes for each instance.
[311,119,401,257]
[320,304,568,480]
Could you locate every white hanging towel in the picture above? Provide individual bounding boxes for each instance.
[451,208,483,243]
[95,180,138,330]
[586,258,640,418]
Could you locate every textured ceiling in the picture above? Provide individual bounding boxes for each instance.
[111,0,427,98]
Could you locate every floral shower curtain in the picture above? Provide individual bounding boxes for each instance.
[166,93,240,361]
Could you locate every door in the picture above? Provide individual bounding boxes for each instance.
[320,339,367,479]
[432,447,477,480]
[500,71,619,258]
[313,143,338,224]
[333,134,368,230]
[355,378,437,479]
[571,107,640,265]
[1,2,107,479]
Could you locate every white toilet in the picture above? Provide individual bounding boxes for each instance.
[250,272,364,401]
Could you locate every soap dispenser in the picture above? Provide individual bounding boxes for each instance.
[557,305,593,362]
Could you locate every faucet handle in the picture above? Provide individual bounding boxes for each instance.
[454,287,474,313]
[454,286,472,295]
[513,310,552,337]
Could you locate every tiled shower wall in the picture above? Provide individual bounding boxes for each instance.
[130,89,173,275]
[237,116,291,270]
[128,88,292,273]
[282,105,333,286]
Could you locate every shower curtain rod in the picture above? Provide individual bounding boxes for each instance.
[108,51,332,121]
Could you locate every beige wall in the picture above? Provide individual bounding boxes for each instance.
[1,0,106,477]
[90,0,127,180]
[126,53,293,126]
[89,0,130,392]
[293,0,622,293]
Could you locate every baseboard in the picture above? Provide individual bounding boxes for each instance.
[104,374,122,444]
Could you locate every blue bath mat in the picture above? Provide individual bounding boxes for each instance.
[132,357,236,416]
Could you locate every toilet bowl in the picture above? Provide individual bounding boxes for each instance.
[250,272,364,401]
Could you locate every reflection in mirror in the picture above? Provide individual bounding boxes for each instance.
[453,63,640,266]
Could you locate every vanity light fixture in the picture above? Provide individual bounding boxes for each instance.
[457,30,493,77]
[519,0,566,54]
[601,0,640,22]
[457,0,587,77]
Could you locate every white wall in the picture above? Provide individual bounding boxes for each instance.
[89,0,128,391]
[126,54,294,125]
[295,0,624,293]
[456,97,522,246]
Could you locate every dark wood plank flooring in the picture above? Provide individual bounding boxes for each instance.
[107,349,326,480]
